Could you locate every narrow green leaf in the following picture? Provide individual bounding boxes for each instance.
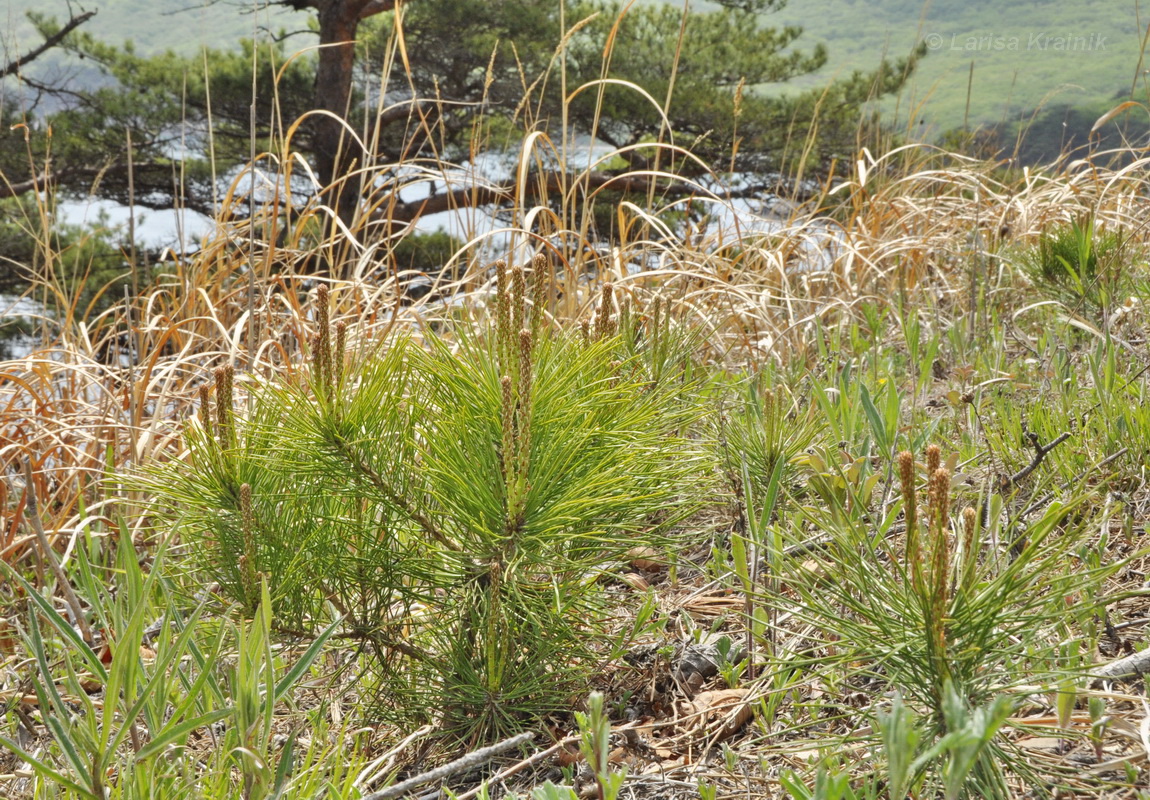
[273,616,342,704]
[859,382,888,451]
[0,735,97,798]
[106,604,210,757]
[73,546,110,637]
[271,731,297,795]
[1056,679,1077,731]
[5,565,106,681]
[134,709,232,761]
[28,611,71,716]
[757,452,786,536]
[42,711,93,790]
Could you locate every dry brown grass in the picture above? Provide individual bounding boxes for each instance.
[4,137,1150,798]
[5,142,1150,566]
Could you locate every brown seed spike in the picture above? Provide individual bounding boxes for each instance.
[334,321,347,390]
[897,451,919,576]
[495,259,510,340]
[518,329,533,380]
[650,294,663,359]
[928,467,953,603]
[511,266,527,336]
[240,482,255,534]
[594,282,615,340]
[962,506,977,538]
[315,285,332,394]
[500,375,515,478]
[518,330,533,406]
[925,444,941,476]
[897,451,915,489]
[897,453,915,513]
[213,365,235,447]
[517,329,534,472]
[961,505,977,559]
[960,506,979,591]
[198,382,212,433]
[930,468,951,535]
[494,260,513,373]
[531,252,549,335]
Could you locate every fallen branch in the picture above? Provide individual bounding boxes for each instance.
[1091,646,1150,686]
[362,731,535,800]
[366,170,798,226]
[1000,430,1071,492]
[356,725,436,792]
[1019,447,1128,517]
[369,170,703,226]
[454,721,644,800]
[453,733,581,800]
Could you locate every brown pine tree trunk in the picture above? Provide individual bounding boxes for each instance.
[310,0,396,227]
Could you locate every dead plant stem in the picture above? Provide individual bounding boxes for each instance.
[19,458,92,643]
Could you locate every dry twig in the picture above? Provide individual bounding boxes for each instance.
[362,731,535,800]
[1000,431,1071,492]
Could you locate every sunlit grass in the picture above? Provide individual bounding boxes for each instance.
[4,15,1150,798]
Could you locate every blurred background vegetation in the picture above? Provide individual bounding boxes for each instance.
[1,0,1146,343]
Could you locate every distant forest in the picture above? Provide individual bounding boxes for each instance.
[6,0,1146,163]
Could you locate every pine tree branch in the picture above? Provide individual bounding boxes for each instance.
[1,11,97,79]
[372,171,711,225]
[357,0,397,20]
[0,168,67,199]
[328,433,461,552]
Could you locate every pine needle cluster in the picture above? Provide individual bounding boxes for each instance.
[142,256,708,739]
[766,443,1120,797]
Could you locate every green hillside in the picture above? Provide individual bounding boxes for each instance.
[764,0,1144,142]
[2,0,312,57]
[5,0,1145,159]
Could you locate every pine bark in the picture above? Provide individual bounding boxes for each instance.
[305,1,397,222]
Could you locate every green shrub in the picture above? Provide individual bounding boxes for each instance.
[766,444,1120,798]
[720,376,826,508]
[389,229,465,274]
[143,256,709,740]
[1018,215,1136,322]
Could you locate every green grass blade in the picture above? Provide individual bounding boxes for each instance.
[0,735,97,798]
